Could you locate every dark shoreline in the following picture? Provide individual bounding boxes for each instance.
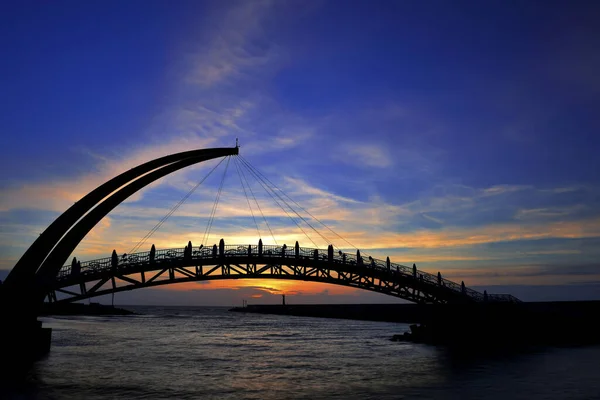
[231,301,600,348]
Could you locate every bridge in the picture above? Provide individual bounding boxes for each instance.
[50,240,518,305]
[0,144,520,374]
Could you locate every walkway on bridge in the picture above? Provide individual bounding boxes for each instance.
[52,239,520,305]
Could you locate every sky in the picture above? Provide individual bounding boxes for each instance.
[1,0,599,305]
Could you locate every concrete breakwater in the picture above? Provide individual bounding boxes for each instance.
[231,301,600,348]
[230,303,425,323]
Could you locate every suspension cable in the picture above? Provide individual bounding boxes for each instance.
[202,156,231,246]
[239,155,360,252]
[238,156,330,247]
[235,156,278,245]
[238,157,319,248]
[233,156,261,240]
[128,156,228,254]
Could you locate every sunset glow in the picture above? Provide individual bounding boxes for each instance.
[2,1,599,303]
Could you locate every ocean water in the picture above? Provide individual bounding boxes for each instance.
[3,306,600,399]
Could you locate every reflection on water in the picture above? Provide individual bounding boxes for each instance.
[4,306,600,399]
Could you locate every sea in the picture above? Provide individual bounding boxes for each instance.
[3,306,600,399]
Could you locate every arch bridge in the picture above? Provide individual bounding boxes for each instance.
[50,239,520,305]
[0,144,520,371]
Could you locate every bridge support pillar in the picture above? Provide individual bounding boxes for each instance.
[0,288,52,379]
[0,310,52,382]
[0,319,52,379]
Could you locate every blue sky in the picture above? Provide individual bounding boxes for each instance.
[1,0,599,304]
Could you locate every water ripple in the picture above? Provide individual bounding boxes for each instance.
[3,306,600,400]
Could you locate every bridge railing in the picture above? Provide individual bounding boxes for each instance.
[56,243,516,303]
[346,253,486,301]
[58,243,473,296]
[155,247,184,260]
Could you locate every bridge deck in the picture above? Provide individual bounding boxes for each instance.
[50,243,520,304]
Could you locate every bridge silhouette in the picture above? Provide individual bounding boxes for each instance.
[0,144,520,373]
[51,240,519,305]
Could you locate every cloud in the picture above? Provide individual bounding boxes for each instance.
[185,0,280,87]
[514,205,585,220]
[337,143,393,168]
[151,278,358,297]
[40,176,600,262]
[4,155,600,279]
[439,263,600,287]
[421,213,444,225]
[481,184,530,196]
[87,283,407,306]
[2,1,599,304]
[240,128,315,155]
[283,176,360,205]
[0,135,221,213]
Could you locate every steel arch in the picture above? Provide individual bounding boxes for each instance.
[34,153,237,302]
[4,147,238,295]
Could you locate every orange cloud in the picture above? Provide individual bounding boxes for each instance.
[153,278,360,297]
[438,265,600,287]
[67,215,600,261]
[0,135,220,213]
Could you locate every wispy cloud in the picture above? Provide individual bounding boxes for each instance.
[481,184,530,196]
[4,146,600,276]
[241,128,315,156]
[514,205,585,220]
[2,1,599,302]
[0,135,220,213]
[438,263,600,287]
[185,0,279,87]
[337,143,393,168]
